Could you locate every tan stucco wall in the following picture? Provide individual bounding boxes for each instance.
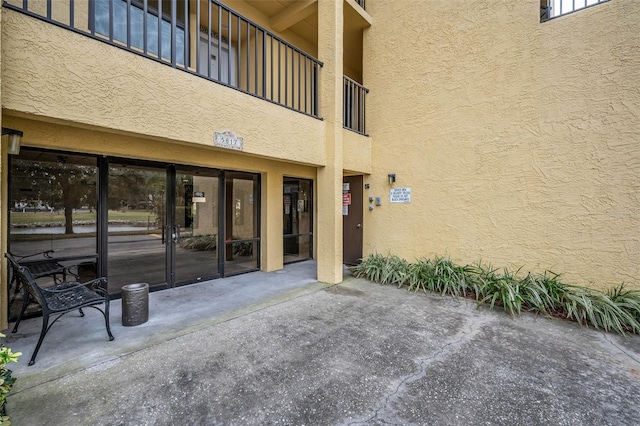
[363,0,640,290]
[1,9,325,168]
[342,128,371,174]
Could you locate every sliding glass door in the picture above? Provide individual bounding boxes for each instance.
[173,168,221,285]
[8,149,261,311]
[107,162,167,294]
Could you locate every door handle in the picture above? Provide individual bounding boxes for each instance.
[357,223,362,229]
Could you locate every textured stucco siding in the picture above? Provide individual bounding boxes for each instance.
[1,10,325,167]
[363,0,640,289]
[343,128,371,174]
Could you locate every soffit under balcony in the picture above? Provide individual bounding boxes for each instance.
[243,0,365,84]
[244,0,318,48]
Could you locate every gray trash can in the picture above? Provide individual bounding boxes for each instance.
[121,283,149,326]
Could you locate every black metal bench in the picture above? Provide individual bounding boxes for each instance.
[7,250,80,309]
[16,250,79,281]
[5,253,114,366]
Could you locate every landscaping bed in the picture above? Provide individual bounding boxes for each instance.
[351,254,640,335]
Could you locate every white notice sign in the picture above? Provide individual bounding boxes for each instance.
[390,187,411,204]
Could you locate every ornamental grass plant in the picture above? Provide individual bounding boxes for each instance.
[351,254,640,335]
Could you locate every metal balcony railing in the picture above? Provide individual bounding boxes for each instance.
[343,76,368,136]
[3,0,323,119]
[355,0,366,11]
[540,0,610,22]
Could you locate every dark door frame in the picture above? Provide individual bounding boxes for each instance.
[342,175,363,265]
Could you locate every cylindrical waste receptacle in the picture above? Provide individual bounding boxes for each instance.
[122,283,149,326]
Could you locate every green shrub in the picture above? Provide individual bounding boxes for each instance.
[0,333,21,425]
[561,286,640,334]
[351,253,387,282]
[475,265,524,316]
[352,254,640,335]
[408,257,478,298]
[233,241,253,257]
[178,234,217,251]
[519,271,568,315]
[607,284,640,324]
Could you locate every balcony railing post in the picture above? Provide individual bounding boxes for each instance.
[69,0,74,27]
[171,0,177,66]
[228,11,232,84]
[157,0,162,59]
[343,76,369,136]
[108,0,114,43]
[218,4,222,82]
[262,30,267,97]
[126,0,131,49]
[143,0,148,54]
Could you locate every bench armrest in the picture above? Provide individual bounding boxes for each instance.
[41,277,108,295]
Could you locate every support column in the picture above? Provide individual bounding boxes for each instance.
[261,169,283,272]
[316,0,344,284]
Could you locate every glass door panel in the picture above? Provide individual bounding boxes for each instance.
[224,172,260,275]
[174,169,220,285]
[8,150,98,320]
[107,163,167,294]
[283,178,313,263]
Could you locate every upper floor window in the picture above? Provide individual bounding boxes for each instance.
[93,0,186,64]
[541,0,610,22]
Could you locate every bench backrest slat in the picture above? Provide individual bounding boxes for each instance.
[5,252,48,308]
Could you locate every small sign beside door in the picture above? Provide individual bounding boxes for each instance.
[343,193,352,206]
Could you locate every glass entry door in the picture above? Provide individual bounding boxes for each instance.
[283,178,313,263]
[173,169,221,285]
[224,172,260,275]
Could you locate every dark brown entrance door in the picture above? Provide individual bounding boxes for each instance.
[343,175,363,265]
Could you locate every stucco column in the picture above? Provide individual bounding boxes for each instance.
[261,169,283,272]
[316,0,344,284]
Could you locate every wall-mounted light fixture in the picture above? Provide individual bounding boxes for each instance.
[388,173,396,185]
[2,127,23,155]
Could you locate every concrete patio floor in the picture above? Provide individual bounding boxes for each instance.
[4,260,640,425]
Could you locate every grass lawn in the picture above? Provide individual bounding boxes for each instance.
[10,210,156,225]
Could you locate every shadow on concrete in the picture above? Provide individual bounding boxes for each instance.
[4,260,321,383]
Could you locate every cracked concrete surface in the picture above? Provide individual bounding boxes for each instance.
[347,315,490,426]
[6,274,640,425]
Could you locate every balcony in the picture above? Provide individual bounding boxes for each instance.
[3,0,323,119]
[343,76,368,136]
